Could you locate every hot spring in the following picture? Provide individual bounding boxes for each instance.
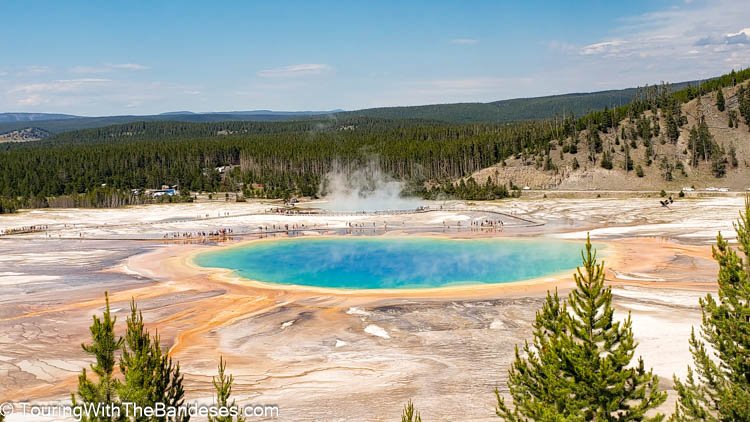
[194,237,590,289]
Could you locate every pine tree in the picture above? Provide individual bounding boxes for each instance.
[72,292,123,422]
[401,400,422,422]
[496,237,666,421]
[665,112,680,143]
[208,357,245,422]
[118,299,188,421]
[153,344,188,421]
[495,290,577,420]
[624,143,634,172]
[716,89,725,112]
[118,299,157,409]
[688,121,718,167]
[671,197,750,421]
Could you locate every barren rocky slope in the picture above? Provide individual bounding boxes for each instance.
[473,82,750,192]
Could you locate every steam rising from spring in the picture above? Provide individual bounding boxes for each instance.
[318,161,423,212]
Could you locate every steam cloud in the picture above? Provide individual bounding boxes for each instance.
[318,161,423,212]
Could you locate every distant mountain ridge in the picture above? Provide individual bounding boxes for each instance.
[0,110,343,134]
[159,109,344,116]
[0,79,703,133]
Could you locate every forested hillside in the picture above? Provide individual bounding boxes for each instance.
[0,69,748,211]
[0,117,552,204]
[335,80,699,123]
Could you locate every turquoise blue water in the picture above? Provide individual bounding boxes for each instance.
[194,237,588,289]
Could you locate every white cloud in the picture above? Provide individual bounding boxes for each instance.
[7,79,112,107]
[71,63,149,74]
[580,40,627,56]
[0,75,210,114]
[109,63,149,70]
[542,0,750,90]
[695,27,750,46]
[9,78,112,95]
[22,65,51,75]
[726,28,750,44]
[70,66,109,74]
[256,63,332,78]
[363,0,750,109]
[17,95,46,106]
[450,38,479,45]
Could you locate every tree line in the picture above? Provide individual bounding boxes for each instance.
[0,68,749,212]
[0,118,554,207]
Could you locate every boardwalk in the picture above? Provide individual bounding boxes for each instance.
[0,205,544,242]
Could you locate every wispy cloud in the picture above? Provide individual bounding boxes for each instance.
[9,78,112,94]
[6,78,112,108]
[109,63,148,70]
[256,63,332,78]
[580,40,627,56]
[450,38,479,45]
[70,63,149,74]
[23,65,51,75]
[1,75,207,113]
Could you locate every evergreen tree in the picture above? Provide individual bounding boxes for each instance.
[688,121,718,167]
[729,145,739,168]
[72,295,188,421]
[716,89,725,112]
[728,110,738,128]
[118,300,187,421]
[496,237,666,421]
[587,127,603,162]
[118,299,187,421]
[665,112,680,144]
[401,400,422,422]
[73,292,123,422]
[495,291,575,420]
[671,197,750,421]
[624,143,634,172]
[208,357,245,422]
[153,345,188,421]
[119,300,158,409]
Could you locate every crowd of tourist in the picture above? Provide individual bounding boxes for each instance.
[0,225,49,236]
[163,228,234,239]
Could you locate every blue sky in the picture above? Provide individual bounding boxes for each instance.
[1,0,749,115]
